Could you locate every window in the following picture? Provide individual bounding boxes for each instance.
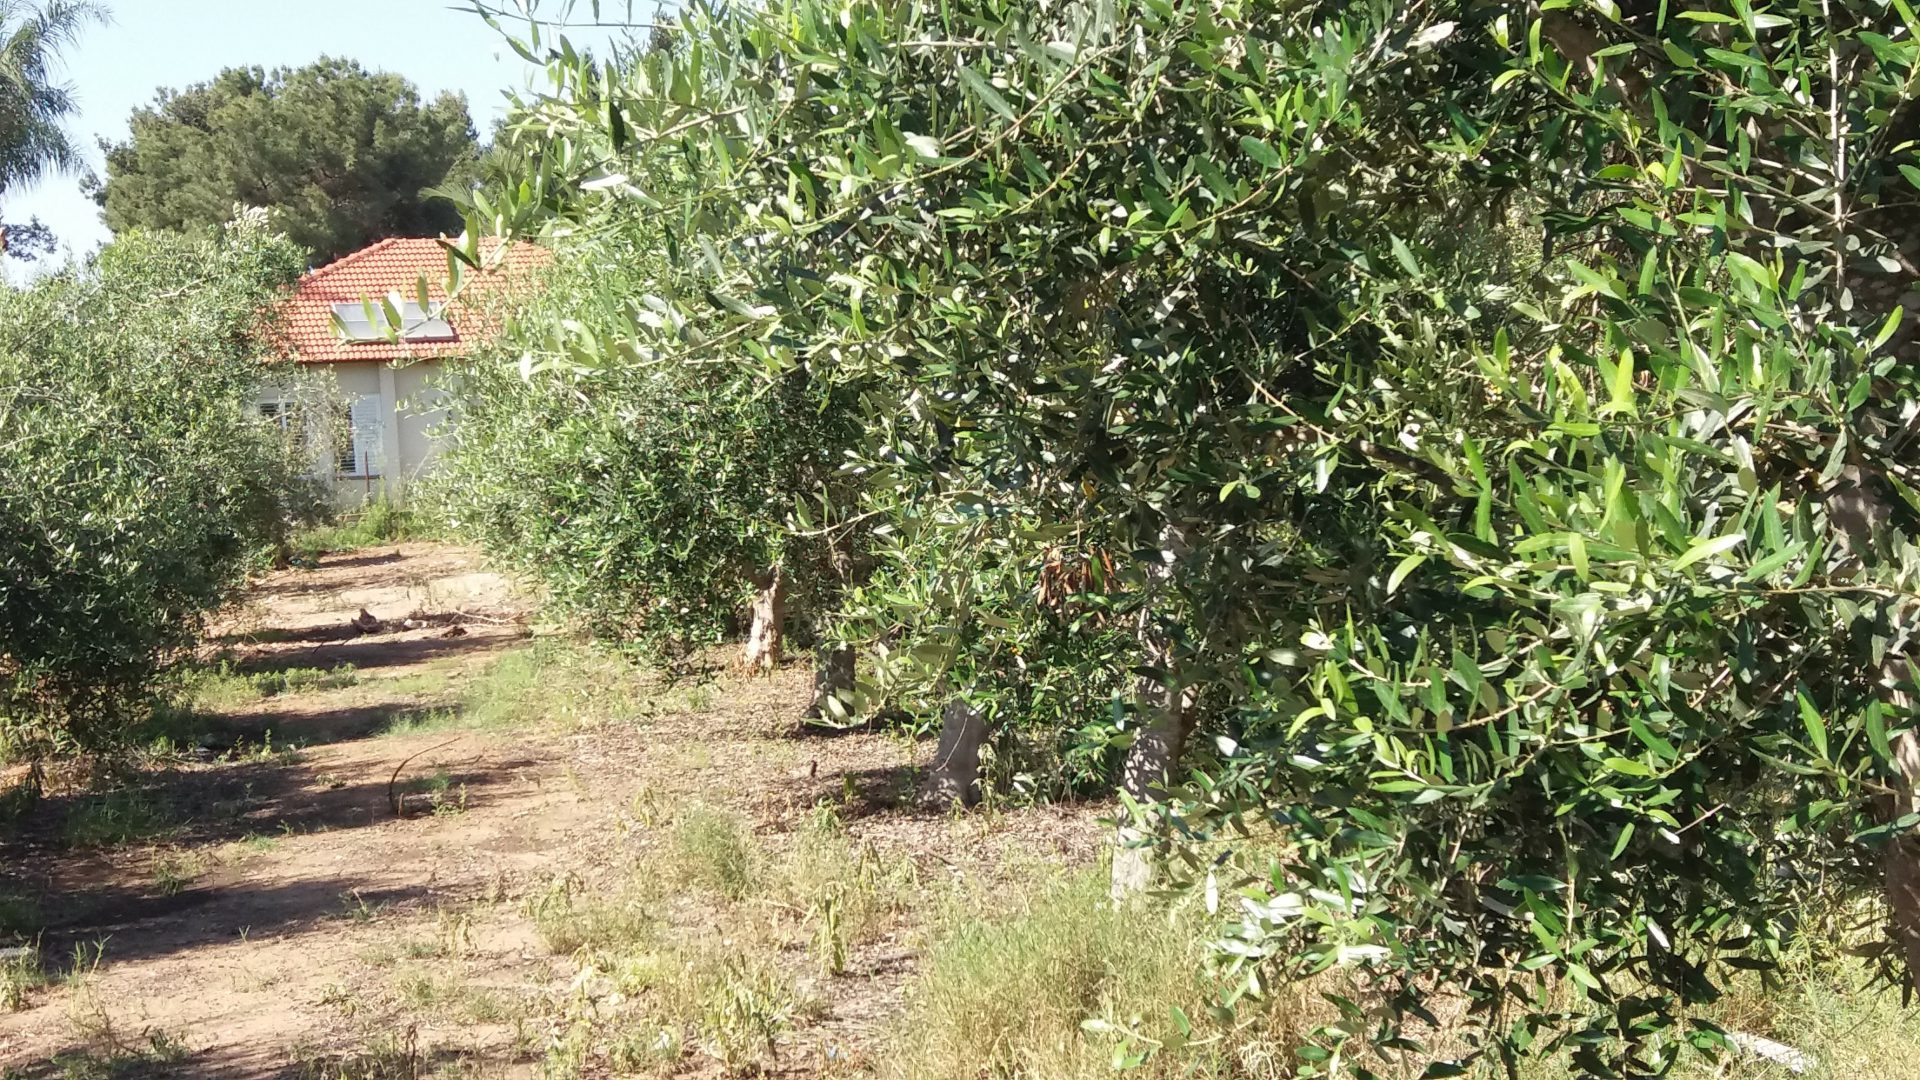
[259,400,311,448]
[331,300,456,343]
[334,397,384,478]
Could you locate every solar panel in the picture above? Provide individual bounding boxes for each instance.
[331,301,457,343]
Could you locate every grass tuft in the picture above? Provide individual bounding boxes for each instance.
[1,943,45,1011]
[885,871,1307,1080]
[60,788,177,848]
[288,498,418,563]
[671,807,760,901]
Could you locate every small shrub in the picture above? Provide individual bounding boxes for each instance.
[696,956,795,1073]
[1,944,45,1011]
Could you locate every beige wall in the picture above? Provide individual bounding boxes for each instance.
[259,358,449,508]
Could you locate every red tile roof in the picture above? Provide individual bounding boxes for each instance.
[269,237,549,364]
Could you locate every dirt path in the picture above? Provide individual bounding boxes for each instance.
[0,544,1101,1078]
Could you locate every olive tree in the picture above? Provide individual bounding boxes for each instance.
[0,214,314,758]
[465,0,1920,1072]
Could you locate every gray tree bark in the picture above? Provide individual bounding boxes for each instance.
[808,645,856,720]
[742,565,785,673]
[1837,485,1920,994]
[1112,524,1194,898]
[1886,730,1920,986]
[923,698,985,809]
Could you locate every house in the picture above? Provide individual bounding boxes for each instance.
[266,236,548,505]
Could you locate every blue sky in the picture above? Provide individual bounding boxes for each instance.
[5,0,628,264]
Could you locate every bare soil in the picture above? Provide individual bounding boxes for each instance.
[0,543,1102,1078]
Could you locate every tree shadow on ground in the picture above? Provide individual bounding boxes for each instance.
[310,550,405,571]
[226,631,525,675]
[7,995,480,1079]
[141,700,448,758]
[803,762,933,820]
[0,758,516,969]
[27,878,439,974]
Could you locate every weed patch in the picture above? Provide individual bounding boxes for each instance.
[778,804,911,974]
[379,642,643,738]
[1,944,45,1011]
[885,872,1307,1080]
[151,849,209,896]
[288,498,418,563]
[528,876,656,956]
[60,788,176,848]
[177,662,359,711]
[671,807,759,901]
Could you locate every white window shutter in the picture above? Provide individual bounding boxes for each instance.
[349,396,384,477]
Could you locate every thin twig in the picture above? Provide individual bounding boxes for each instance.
[387,737,466,817]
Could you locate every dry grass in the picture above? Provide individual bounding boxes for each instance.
[885,870,1309,1080]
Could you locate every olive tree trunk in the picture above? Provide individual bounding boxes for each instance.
[807,645,856,720]
[1837,481,1920,994]
[922,698,985,809]
[742,565,785,673]
[1112,524,1193,898]
[1886,730,1920,986]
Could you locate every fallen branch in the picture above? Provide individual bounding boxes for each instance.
[386,737,465,817]
[1727,1032,1813,1075]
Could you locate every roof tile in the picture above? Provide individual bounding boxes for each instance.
[269,237,549,364]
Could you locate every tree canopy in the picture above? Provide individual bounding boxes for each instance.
[444,0,1920,1072]
[0,213,320,758]
[90,56,477,264]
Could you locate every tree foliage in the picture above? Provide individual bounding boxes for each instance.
[0,0,104,258]
[0,215,316,757]
[462,0,1920,1072]
[91,57,478,264]
[432,202,865,663]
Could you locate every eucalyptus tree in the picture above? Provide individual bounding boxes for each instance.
[462,0,1920,1073]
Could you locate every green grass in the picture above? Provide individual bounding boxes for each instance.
[671,807,760,901]
[382,641,644,737]
[126,663,360,757]
[288,497,418,562]
[179,663,359,710]
[59,788,177,848]
[394,967,514,1023]
[885,871,1308,1080]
